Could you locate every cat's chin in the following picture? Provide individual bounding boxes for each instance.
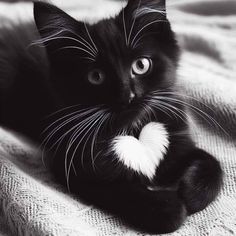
[113,104,149,132]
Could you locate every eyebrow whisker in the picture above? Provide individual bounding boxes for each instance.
[84,22,98,53]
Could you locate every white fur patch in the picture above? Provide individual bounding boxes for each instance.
[139,122,169,160]
[112,122,169,179]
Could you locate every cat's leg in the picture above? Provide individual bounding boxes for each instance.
[178,148,223,214]
[74,131,186,234]
[77,179,187,234]
[137,122,223,215]
[51,122,187,233]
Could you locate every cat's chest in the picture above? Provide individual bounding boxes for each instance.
[112,122,169,179]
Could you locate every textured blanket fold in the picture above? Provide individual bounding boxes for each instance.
[0,0,236,235]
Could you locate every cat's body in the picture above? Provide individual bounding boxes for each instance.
[0,22,55,138]
[0,1,223,234]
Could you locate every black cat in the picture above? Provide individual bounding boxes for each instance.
[0,0,222,234]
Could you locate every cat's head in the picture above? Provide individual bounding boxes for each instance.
[34,0,179,128]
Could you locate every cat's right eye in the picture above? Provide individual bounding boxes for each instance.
[131,57,152,76]
[88,69,105,85]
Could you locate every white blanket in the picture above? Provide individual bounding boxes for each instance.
[0,0,236,235]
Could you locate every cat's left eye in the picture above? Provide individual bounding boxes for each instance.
[132,58,152,76]
[88,69,105,85]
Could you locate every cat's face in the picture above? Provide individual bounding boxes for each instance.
[34,0,179,126]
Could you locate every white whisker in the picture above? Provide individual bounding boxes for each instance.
[42,106,98,135]
[84,22,98,53]
[132,33,151,49]
[146,102,169,118]
[147,97,200,135]
[127,0,142,45]
[134,7,166,18]
[41,107,100,146]
[66,110,107,191]
[57,27,97,55]
[40,106,102,167]
[57,46,96,58]
[90,113,110,171]
[131,19,166,48]
[65,118,94,187]
[30,29,65,47]
[151,91,215,113]
[36,35,97,57]
[81,57,96,62]
[122,8,128,46]
[153,96,229,137]
[60,109,102,185]
[66,111,101,153]
[44,104,82,119]
[155,100,188,123]
[140,103,153,121]
[149,100,180,120]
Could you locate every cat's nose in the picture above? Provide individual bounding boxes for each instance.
[129,91,136,104]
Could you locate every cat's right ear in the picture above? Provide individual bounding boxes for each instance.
[33,1,85,57]
[34,2,78,38]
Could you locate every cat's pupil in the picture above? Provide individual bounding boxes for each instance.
[93,72,100,81]
[137,60,144,70]
[88,69,105,85]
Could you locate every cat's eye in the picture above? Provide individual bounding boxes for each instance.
[132,58,152,76]
[88,69,105,85]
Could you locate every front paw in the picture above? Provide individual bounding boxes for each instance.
[179,149,223,214]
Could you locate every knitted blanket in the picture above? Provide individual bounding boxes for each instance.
[0,0,236,235]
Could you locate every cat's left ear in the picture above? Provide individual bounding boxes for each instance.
[124,0,166,18]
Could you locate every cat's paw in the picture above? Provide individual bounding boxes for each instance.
[178,148,223,214]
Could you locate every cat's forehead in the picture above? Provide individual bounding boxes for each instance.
[95,20,119,38]
[89,14,163,56]
[91,19,130,59]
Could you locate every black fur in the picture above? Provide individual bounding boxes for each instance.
[0,0,222,234]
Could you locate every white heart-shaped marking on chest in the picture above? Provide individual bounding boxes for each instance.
[112,122,169,179]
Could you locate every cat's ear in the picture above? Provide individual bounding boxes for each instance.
[34,2,79,39]
[125,0,166,17]
[126,0,166,9]
[120,0,177,57]
[120,0,168,41]
[33,2,87,62]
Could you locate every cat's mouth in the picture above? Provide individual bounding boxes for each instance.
[112,98,141,115]
[112,100,149,130]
